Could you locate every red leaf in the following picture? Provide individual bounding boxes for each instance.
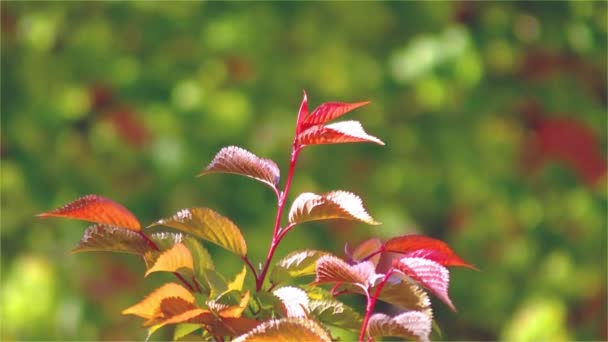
[37,194,141,231]
[295,91,309,134]
[394,257,455,311]
[383,235,477,270]
[301,101,370,130]
[297,121,384,146]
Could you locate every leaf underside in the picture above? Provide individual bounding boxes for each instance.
[71,224,148,255]
[38,194,141,231]
[314,255,377,289]
[150,207,247,257]
[233,318,332,342]
[395,257,455,311]
[297,121,384,146]
[273,286,310,318]
[288,191,380,226]
[367,311,432,342]
[199,146,280,190]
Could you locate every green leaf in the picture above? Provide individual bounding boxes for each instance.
[270,250,329,284]
[202,269,228,299]
[173,323,201,341]
[233,318,332,342]
[150,207,247,257]
[309,298,362,330]
[71,224,149,255]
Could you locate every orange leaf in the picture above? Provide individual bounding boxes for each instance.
[145,242,194,277]
[288,191,380,226]
[37,194,141,231]
[297,121,384,146]
[199,146,280,190]
[122,283,194,319]
[301,101,370,130]
[233,318,331,342]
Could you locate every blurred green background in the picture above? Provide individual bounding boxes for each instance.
[1,1,606,341]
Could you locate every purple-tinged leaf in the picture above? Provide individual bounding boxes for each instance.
[394,257,455,311]
[71,224,149,255]
[367,311,432,342]
[301,101,370,130]
[288,191,380,226]
[348,238,383,266]
[384,235,477,269]
[38,194,141,231]
[314,255,377,291]
[297,121,384,146]
[199,146,280,190]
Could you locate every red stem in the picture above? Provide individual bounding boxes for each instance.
[137,230,197,293]
[358,269,394,342]
[242,256,258,280]
[256,144,302,291]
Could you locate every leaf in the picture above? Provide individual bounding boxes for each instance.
[383,235,477,269]
[288,191,380,226]
[122,283,195,320]
[216,290,251,318]
[199,146,280,190]
[394,257,455,311]
[374,275,431,312]
[367,311,432,342]
[295,90,309,134]
[150,208,247,257]
[270,249,329,284]
[145,243,194,277]
[348,238,382,266]
[233,318,332,342]
[226,266,248,294]
[182,236,214,273]
[173,324,202,341]
[297,121,384,146]
[309,298,362,330]
[273,286,309,318]
[314,255,377,291]
[301,101,370,129]
[70,224,149,255]
[37,194,141,231]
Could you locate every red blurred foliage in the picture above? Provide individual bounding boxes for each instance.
[521,102,607,188]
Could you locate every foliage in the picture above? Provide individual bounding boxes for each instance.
[38,94,475,341]
[2,2,606,341]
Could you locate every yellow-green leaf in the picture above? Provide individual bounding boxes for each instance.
[288,191,380,226]
[309,298,362,330]
[145,243,194,277]
[150,208,247,256]
[270,249,329,284]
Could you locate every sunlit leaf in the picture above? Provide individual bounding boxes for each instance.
[295,91,309,134]
[314,255,377,290]
[374,275,431,312]
[288,191,380,226]
[150,208,247,256]
[383,235,477,269]
[199,146,280,190]
[37,194,141,231]
[217,290,251,318]
[297,121,384,146]
[122,283,195,319]
[301,101,370,129]
[145,243,194,277]
[233,318,332,342]
[226,266,247,294]
[367,311,432,342]
[348,237,382,266]
[270,249,329,284]
[70,224,149,255]
[394,257,455,311]
[309,298,362,330]
[173,324,203,341]
[273,286,309,318]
